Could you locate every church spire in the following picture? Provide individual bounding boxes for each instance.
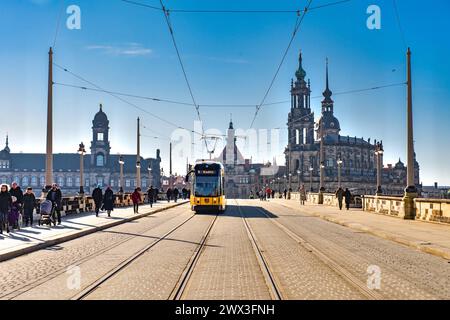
[295,51,307,81]
[229,114,234,130]
[322,57,334,113]
[3,134,10,153]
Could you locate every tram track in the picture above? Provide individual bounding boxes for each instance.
[235,200,283,300]
[169,213,220,300]
[72,211,200,300]
[1,205,191,300]
[247,201,384,300]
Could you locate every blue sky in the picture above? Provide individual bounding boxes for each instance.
[1,0,449,185]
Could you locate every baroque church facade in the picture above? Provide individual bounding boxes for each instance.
[285,52,420,195]
[0,105,162,195]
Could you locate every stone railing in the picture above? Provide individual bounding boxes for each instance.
[35,192,152,217]
[414,198,450,224]
[362,196,450,224]
[363,195,403,217]
[306,192,362,208]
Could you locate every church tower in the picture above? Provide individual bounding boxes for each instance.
[287,51,315,147]
[318,58,341,139]
[90,104,111,167]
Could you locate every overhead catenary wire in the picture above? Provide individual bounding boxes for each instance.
[54,80,406,108]
[52,0,66,48]
[119,0,351,14]
[250,0,314,128]
[392,0,408,49]
[53,63,204,136]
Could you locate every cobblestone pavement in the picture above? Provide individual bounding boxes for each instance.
[83,213,217,300]
[0,204,192,300]
[1,200,449,300]
[237,202,366,300]
[181,206,272,300]
[254,200,450,299]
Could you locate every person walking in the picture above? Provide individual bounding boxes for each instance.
[23,187,36,227]
[173,188,179,203]
[131,188,141,214]
[344,188,352,211]
[181,187,187,200]
[154,187,159,203]
[103,186,115,217]
[299,184,307,205]
[10,182,23,207]
[335,187,345,210]
[0,184,12,234]
[271,189,275,199]
[147,186,154,208]
[46,184,62,225]
[92,185,103,217]
[166,188,172,203]
[283,189,287,199]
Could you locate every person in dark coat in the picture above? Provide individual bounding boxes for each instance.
[92,185,103,217]
[173,188,179,203]
[0,184,12,234]
[9,182,23,206]
[23,187,36,227]
[147,186,154,208]
[9,196,21,230]
[102,186,115,217]
[46,184,62,225]
[344,188,352,210]
[131,188,141,213]
[153,187,159,203]
[166,188,172,203]
[283,189,287,199]
[181,188,187,200]
[335,187,345,210]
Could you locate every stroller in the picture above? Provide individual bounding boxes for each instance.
[38,200,54,226]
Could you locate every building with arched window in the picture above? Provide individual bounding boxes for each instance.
[0,105,162,195]
[285,51,421,195]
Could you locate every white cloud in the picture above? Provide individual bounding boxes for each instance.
[86,43,153,57]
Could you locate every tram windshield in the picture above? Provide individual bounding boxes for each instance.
[194,175,220,197]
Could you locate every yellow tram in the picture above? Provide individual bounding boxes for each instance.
[187,161,226,213]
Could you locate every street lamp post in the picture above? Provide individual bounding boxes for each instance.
[77,142,86,195]
[283,175,287,192]
[136,160,141,190]
[318,121,325,204]
[297,170,301,191]
[309,166,314,192]
[337,159,343,189]
[119,156,124,193]
[375,142,384,195]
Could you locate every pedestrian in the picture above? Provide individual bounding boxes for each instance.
[0,184,12,234]
[181,187,187,200]
[9,196,21,230]
[46,183,62,225]
[283,189,287,199]
[147,186,154,208]
[9,182,24,207]
[92,185,103,217]
[299,184,307,205]
[131,188,141,214]
[23,187,36,227]
[154,187,159,203]
[173,188,179,203]
[166,188,172,203]
[271,189,275,199]
[344,188,352,210]
[103,186,115,217]
[335,187,345,210]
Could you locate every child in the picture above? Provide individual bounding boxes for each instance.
[9,196,21,230]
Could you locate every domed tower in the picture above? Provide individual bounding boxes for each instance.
[318,58,340,139]
[287,51,315,147]
[90,104,111,167]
